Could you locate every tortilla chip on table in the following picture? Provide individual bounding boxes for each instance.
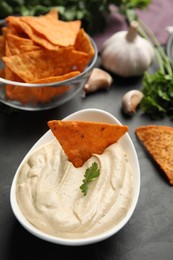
[135,125,173,185]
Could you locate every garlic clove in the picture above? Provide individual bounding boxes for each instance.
[122,90,144,115]
[82,68,113,97]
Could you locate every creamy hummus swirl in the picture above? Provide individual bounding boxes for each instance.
[16,139,134,239]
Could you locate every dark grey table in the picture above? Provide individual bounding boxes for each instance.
[0,70,173,260]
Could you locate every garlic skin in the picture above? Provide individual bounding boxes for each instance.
[82,68,113,97]
[122,90,144,114]
[101,21,155,77]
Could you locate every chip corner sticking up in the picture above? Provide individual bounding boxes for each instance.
[135,125,173,185]
[48,120,129,168]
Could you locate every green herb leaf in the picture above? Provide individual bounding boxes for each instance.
[80,162,100,196]
[134,17,173,119]
[140,70,173,119]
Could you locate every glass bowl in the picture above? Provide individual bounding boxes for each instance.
[0,38,98,111]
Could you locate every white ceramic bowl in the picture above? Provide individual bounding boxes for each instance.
[10,108,140,246]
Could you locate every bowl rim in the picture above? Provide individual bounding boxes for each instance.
[10,108,140,246]
[0,37,98,88]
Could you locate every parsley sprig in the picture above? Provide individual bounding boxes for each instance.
[80,162,100,196]
[137,19,173,119]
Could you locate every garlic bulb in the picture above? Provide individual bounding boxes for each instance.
[101,21,155,77]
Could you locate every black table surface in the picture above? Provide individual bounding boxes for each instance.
[0,69,173,260]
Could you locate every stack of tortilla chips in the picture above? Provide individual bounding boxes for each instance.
[0,8,95,104]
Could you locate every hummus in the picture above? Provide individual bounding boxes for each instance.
[16,139,134,239]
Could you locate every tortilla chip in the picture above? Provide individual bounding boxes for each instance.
[5,71,80,104]
[47,120,129,167]
[30,86,70,103]
[2,48,89,82]
[0,69,4,77]
[6,16,59,50]
[31,71,80,83]
[74,29,95,60]
[6,84,70,104]
[4,40,12,56]
[4,66,28,103]
[4,63,30,103]
[43,8,59,20]
[6,85,34,104]
[5,34,41,55]
[18,44,41,53]
[20,16,81,47]
[135,125,173,185]
[0,35,5,58]
[4,65,32,104]
[5,17,28,38]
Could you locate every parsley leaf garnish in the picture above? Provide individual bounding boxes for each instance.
[80,162,100,196]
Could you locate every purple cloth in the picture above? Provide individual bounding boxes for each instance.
[94,0,173,51]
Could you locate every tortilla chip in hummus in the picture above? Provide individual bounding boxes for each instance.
[48,120,128,167]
